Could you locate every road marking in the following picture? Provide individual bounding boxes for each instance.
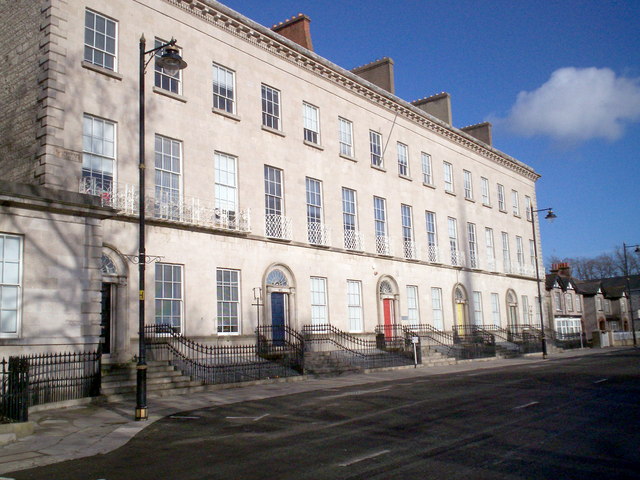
[320,386,391,400]
[169,415,200,419]
[339,449,391,467]
[226,413,270,422]
[593,378,608,384]
[513,401,539,410]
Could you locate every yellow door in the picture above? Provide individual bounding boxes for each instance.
[456,303,465,333]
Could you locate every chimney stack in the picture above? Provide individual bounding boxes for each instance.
[272,14,313,51]
[351,57,395,94]
[411,93,452,125]
[461,122,492,146]
[551,262,572,278]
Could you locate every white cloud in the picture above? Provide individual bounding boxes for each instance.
[504,67,640,143]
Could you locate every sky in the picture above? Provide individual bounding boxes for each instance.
[221,0,640,263]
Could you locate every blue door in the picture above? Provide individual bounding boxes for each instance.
[271,292,286,345]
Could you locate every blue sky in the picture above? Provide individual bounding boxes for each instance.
[221,0,640,263]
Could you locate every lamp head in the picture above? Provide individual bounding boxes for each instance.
[544,209,557,222]
[635,246,640,254]
[157,44,187,76]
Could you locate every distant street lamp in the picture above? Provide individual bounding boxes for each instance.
[135,36,187,422]
[622,242,640,347]
[530,206,557,359]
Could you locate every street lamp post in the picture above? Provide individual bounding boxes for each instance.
[622,242,640,348]
[530,205,557,359]
[135,36,187,421]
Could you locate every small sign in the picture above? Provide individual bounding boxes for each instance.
[411,336,419,344]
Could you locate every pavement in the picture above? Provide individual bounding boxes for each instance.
[0,347,627,475]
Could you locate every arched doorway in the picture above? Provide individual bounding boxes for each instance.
[263,265,296,343]
[100,248,128,360]
[506,289,519,331]
[378,277,399,338]
[453,284,468,335]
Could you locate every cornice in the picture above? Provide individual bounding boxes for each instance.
[168,0,540,182]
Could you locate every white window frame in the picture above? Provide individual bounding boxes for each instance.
[214,151,237,214]
[311,277,328,325]
[463,170,473,200]
[397,142,409,177]
[306,177,324,244]
[443,161,454,193]
[84,9,117,71]
[491,293,501,327]
[401,204,414,244]
[407,285,420,325]
[522,295,531,324]
[448,217,459,265]
[502,232,511,272]
[512,190,520,217]
[264,165,283,216]
[468,223,478,268]
[0,234,22,337]
[155,263,183,333]
[516,236,525,268]
[261,84,281,130]
[421,152,433,185]
[212,63,236,114]
[485,228,495,270]
[473,291,483,325]
[338,117,354,157]
[347,280,363,332]
[370,130,383,167]
[497,184,506,212]
[525,195,532,221]
[529,239,536,269]
[565,293,574,312]
[431,287,444,330]
[154,134,182,220]
[303,102,320,144]
[155,38,182,94]
[481,177,490,205]
[576,295,582,313]
[216,268,241,334]
[82,114,116,193]
[555,291,563,312]
[425,211,438,262]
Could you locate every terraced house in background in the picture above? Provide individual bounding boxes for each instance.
[1,0,546,363]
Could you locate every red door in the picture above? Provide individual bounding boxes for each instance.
[383,299,394,338]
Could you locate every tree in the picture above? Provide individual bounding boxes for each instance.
[546,245,640,280]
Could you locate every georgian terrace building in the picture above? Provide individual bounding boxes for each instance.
[0,0,545,360]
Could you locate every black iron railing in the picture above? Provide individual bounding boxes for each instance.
[1,351,101,423]
[303,324,414,369]
[145,325,302,385]
[256,324,304,373]
[545,329,585,350]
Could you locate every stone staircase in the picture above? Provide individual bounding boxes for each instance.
[100,359,206,401]
[304,351,364,376]
[421,349,459,366]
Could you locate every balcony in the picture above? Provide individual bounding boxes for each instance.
[344,229,364,251]
[376,235,392,256]
[403,240,418,260]
[265,214,292,240]
[80,178,251,233]
[450,249,466,267]
[307,222,330,246]
[511,262,536,277]
[426,245,440,263]
[468,251,480,269]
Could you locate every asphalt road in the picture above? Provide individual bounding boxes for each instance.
[9,350,640,480]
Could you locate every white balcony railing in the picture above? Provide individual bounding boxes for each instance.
[376,235,392,256]
[403,240,418,260]
[80,178,251,232]
[511,262,536,277]
[307,222,330,246]
[468,251,479,269]
[426,244,439,263]
[450,249,465,267]
[486,258,497,272]
[265,214,292,240]
[344,229,364,251]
